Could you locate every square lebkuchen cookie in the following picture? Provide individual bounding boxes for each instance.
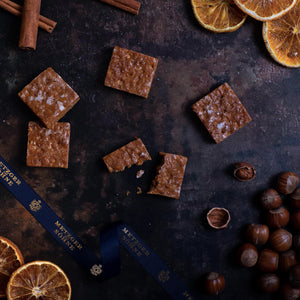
[104,46,158,98]
[192,83,252,144]
[27,121,71,168]
[19,68,80,129]
[148,152,188,199]
[103,138,151,172]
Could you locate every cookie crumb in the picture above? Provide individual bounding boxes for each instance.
[110,213,119,222]
[136,170,144,178]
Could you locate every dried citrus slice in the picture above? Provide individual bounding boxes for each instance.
[0,236,24,298]
[234,0,297,21]
[7,261,71,300]
[191,0,247,33]
[263,0,300,67]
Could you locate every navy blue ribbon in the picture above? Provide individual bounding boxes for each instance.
[0,155,196,300]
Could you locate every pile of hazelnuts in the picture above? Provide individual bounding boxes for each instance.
[236,171,300,299]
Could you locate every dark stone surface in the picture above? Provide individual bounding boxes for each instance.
[0,0,300,299]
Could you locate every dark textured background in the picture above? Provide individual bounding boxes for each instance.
[0,0,300,299]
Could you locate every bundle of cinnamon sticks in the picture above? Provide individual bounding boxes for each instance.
[100,0,141,15]
[0,0,56,50]
[0,0,140,50]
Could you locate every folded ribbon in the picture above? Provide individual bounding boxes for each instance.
[0,155,196,300]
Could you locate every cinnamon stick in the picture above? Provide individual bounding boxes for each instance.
[0,0,56,33]
[100,0,140,15]
[19,0,41,50]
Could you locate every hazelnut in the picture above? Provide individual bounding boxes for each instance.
[233,162,256,182]
[206,207,230,229]
[259,189,282,210]
[245,224,269,245]
[269,229,292,252]
[277,172,299,195]
[291,211,300,231]
[204,272,225,295]
[279,250,299,273]
[293,234,300,252]
[291,188,300,209]
[257,273,280,293]
[289,265,300,288]
[280,282,300,300]
[266,206,290,228]
[257,248,279,272]
[236,243,258,268]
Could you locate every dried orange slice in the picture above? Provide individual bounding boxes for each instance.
[234,0,297,21]
[7,261,71,300]
[191,0,247,32]
[0,236,24,298]
[263,0,300,67]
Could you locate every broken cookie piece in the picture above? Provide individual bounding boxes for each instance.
[192,82,252,144]
[104,46,158,98]
[19,68,80,129]
[148,152,187,199]
[103,138,151,172]
[27,121,71,168]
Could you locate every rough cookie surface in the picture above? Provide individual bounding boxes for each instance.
[104,46,158,98]
[192,82,252,143]
[19,68,80,129]
[27,121,71,168]
[148,152,188,199]
[103,138,151,172]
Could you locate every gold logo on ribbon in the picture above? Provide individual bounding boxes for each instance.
[158,270,170,283]
[29,200,42,212]
[90,264,103,276]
